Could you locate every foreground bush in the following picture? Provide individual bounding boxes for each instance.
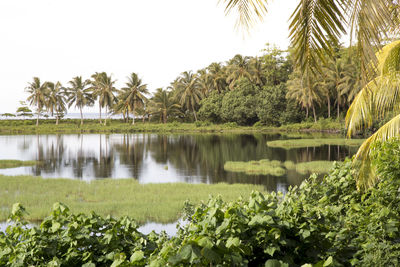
[1,139,400,266]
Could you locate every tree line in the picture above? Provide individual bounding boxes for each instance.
[23,45,361,126]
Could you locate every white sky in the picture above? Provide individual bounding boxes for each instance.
[0,0,297,113]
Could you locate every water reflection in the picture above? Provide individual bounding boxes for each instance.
[0,134,357,192]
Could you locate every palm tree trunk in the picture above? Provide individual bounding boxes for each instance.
[326,95,331,118]
[104,106,107,126]
[80,107,83,125]
[312,104,317,123]
[132,104,135,125]
[337,95,340,119]
[99,104,102,124]
[305,107,309,119]
[56,115,59,125]
[192,106,198,122]
[163,109,167,124]
[36,110,40,126]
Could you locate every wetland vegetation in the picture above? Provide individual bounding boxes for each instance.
[0,175,263,223]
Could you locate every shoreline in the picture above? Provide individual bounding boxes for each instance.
[0,119,345,135]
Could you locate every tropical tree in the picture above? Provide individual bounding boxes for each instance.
[148,88,181,124]
[174,71,203,121]
[226,54,252,89]
[287,69,324,122]
[46,81,67,125]
[121,72,149,125]
[26,77,48,126]
[207,62,228,93]
[66,76,94,125]
[91,72,117,125]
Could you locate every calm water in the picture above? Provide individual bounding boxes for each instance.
[0,133,358,192]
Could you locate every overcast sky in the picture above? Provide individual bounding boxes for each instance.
[0,0,297,113]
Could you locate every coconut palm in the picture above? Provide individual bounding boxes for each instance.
[121,73,149,125]
[26,77,48,126]
[346,40,400,189]
[207,62,228,93]
[66,76,94,125]
[226,54,252,89]
[46,81,67,125]
[174,71,204,121]
[287,68,325,122]
[148,88,181,124]
[91,72,117,125]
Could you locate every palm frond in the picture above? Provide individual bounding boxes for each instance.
[219,0,269,30]
[289,0,346,76]
[353,113,400,190]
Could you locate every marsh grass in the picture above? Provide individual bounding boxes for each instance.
[0,175,264,223]
[224,159,286,176]
[266,138,365,149]
[225,159,334,176]
[0,160,37,169]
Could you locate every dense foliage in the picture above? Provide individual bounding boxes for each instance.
[2,139,400,266]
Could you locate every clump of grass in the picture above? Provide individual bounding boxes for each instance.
[0,175,264,223]
[224,160,286,176]
[267,138,365,149]
[284,160,334,174]
[0,160,37,169]
[225,159,335,176]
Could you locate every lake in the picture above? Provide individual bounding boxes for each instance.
[0,133,358,192]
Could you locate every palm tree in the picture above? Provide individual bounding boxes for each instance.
[148,88,181,124]
[26,77,48,126]
[207,62,228,93]
[66,76,94,125]
[121,73,149,125]
[174,71,203,121]
[46,81,67,125]
[226,54,252,89]
[91,72,117,125]
[287,69,325,122]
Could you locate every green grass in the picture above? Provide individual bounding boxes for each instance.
[0,160,37,169]
[0,119,345,135]
[284,160,334,174]
[267,138,365,149]
[0,175,264,223]
[224,159,335,176]
[224,159,286,176]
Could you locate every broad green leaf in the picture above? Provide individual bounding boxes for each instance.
[130,251,144,262]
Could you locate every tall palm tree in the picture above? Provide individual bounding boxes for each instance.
[148,88,181,124]
[121,72,149,125]
[287,69,325,122]
[26,77,48,126]
[46,81,67,125]
[174,71,203,121]
[226,54,252,89]
[66,76,94,125]
[207,62,228,93]
[91,72,117,125]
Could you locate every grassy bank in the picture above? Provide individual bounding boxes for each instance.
[267,138,365,149]
[0,160,37,169]
[0,118,345,134]
[0,175,264,223]
[224,159,335,176]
